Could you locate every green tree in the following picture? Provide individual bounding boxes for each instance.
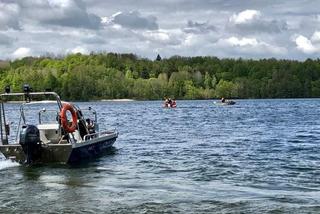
[204,72,212,89]
[215,80,237,98]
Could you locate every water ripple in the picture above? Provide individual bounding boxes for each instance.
[1,99,320,213]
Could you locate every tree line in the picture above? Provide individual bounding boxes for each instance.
[0,53,319,101]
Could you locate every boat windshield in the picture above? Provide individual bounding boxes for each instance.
[21,102,60,125]
[0,92,64,144]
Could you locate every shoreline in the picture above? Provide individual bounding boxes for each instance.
[5,98,320,103]
[100,99,135,102]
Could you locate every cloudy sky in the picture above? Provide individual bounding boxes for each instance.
[1,0,320,60]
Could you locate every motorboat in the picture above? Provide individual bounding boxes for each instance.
[163,103,177,108]
[163,99,177,108]
[0,85,118,165]
[214,100,236,106]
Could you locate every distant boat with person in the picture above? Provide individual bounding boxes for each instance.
[163,98,177,108]
[214,97,236,106]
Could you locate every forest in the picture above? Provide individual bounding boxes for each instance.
[0,53,320,101]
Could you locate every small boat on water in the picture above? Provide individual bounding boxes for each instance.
[0,85,118,165]
[214,98,236,106]
[215,100,236,105]
[163,98,177,108]
[163,103,177,108]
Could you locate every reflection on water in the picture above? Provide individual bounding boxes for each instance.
[1,99,320,213]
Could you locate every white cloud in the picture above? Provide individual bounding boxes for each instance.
[183,20,216,34]
[69,46,89,54]
[184,34,196,46]
[224,37,258,46]
[0,0,317,60]
[20,0,101,29]
[182,31,220,48]
[0,2,20,30]
[295,35,319,54]
[230,10,261,24]
[103,11,158,30]
[140,29,183,46]
[101,17,109,24]
[143,31,169,42]
[228,9,287,34]
[101,12,122,24]
[48,0,72,8]
[12,47,32,59]
[311,31,320,43]
[217,36,287,55]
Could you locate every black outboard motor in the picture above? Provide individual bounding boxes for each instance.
[19,125,42,164]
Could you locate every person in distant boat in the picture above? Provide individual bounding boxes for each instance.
[164,97,169,107]
[167,98,172,107]
[171,99,177,108]
[219,97,236,105]
[163,97,176,108]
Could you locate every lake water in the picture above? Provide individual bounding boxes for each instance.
[1,99,320,213]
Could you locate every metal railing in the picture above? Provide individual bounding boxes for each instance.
[83,129,117,141]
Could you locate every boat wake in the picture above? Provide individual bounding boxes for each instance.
[0,159,20,170]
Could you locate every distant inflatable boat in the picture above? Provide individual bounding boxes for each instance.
[215,100,236,105]
[163,99,177,108]
[163,103,177,108]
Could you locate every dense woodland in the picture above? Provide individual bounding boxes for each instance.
[0,53,320,101]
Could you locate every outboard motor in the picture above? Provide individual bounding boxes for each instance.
[19,125,42,164]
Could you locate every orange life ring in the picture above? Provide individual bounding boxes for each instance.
[60,103,78,133]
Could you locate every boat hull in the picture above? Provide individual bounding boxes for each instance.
[214,101,236,106]
[0,133,118,165]
[68,134,117,164]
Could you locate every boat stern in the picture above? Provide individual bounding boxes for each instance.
[0,143,73,164]
[0,144,25,162]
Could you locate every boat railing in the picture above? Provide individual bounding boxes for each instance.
[0,92,62,108]
[83,129,117,141]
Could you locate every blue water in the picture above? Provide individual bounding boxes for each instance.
[1,99,320,213]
